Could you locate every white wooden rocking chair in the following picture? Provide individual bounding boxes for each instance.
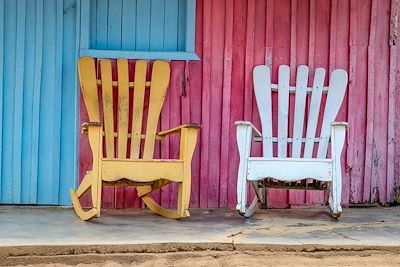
[236,65,348,218]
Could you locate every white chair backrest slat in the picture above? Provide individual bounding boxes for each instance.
[317,69,348,158]
[291,65,309,158]
[253,65,273,157]
[277,65,290,157]
[303,68,326,158]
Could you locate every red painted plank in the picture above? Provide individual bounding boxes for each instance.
[372,0,391,204]
[335,0,350,205]
[386,0,399,203]
[269,0,290,208]
[288,0,305,205]
[244,0,256,211]
[306,0,331,204]
[199,0,211,208]
[206,0,225,208]
[219,0,233,208]
[227,0,247,208]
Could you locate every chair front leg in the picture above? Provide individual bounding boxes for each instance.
[236,124,253,215]
[329,123,347,218]
[178,127,200,217]
[70,124,103,220]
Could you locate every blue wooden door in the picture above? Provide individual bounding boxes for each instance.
[0,0,78,205]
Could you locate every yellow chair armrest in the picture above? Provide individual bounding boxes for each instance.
[81,122,102,135]
[157,123,201,139]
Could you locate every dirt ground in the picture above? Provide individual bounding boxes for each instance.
[4,250,400,267]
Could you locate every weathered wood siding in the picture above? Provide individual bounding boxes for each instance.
[79,0,400,208]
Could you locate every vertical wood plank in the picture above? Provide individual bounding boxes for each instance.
[150,0,165,51]
[199,0,211,208]
[178,0,186,51]
[304,68,325,158]
[52,0,64,204]
[1,0,17,203]
[363,0,375,202]
[335,0,350,205]
[96,0,108,49]
[89,0,97,48]
[308,0,316,72]
[21,0,36,203]
[30,0,44,203]
[164,0,179,51]
[117,59,129,159]
[253,66,273,157]
[100,59,115,159]
[278,65,290,158]
[59,0,78,205]
[130,61,147,159]
[121,0,136,50]
[136,0,151,51]
[269,0,290,207]
[185,0,196,52]
[107,0,122,50]
[291,65,309,158]
[187,0,203,208]
[108,1,123,206]
[219,0,233,208]
[0,0,4,200]
[143,61,170,159]
[207,0,225,207]
[372,0,390,204]
[12,0,26,202]
[244,0,255,122]
[37,0,59,204]
[387,0,399,203]
[168,61,183,208]
[307,0,331,204]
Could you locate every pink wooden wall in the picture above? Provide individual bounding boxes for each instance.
[79,0,400,209]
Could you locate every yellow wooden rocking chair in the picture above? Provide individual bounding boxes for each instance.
[70,57,200,220]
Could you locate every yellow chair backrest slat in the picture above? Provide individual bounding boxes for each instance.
[117,59,129,159]
[130,60,147,159]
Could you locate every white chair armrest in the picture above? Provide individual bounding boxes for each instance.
[331,121,348,128]
[235,121,262,139]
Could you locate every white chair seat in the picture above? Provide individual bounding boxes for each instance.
[247,157,333,182]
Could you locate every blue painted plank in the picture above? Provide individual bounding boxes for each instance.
[59,0,78,205]
[96,0,108,49]
[21,0,36,204]
[80,0,90,50]
[80,49,200,60]
[150,0,165,51]
[1,0,17,203]
[0,0,4,200]
[51,0,64,204]
[12,0,26,203]
[37,0,58,204]
[29,0,44,204]
[121,0,136,50]
[107,0,122,50]
[185,0,196,52]
[136,0,151,50]
[89,0,97,49]
[177,0,186,51]
[163,0,178,51]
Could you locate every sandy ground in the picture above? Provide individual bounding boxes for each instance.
[4,250,400,267]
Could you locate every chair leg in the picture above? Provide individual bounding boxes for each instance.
[70,172,101,221]
[329,124,346,219]
[141,190,189,219]
[237,181,261,218]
